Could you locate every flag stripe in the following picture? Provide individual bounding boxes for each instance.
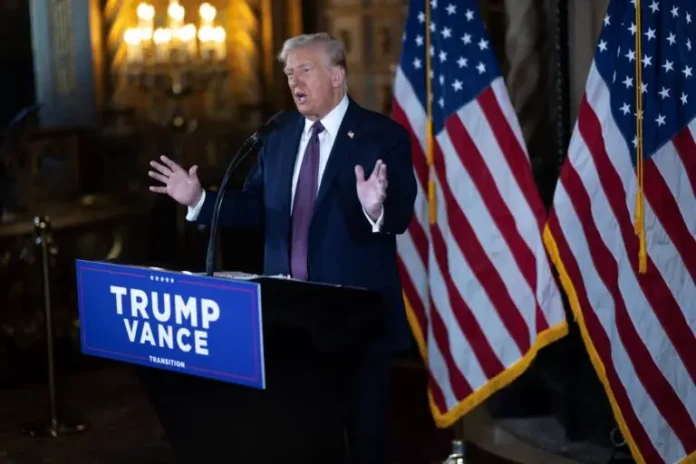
[587,97,696,345]
[425,292,459,411]
[673,124,696,199]
[461,88,563,334]
[579,88,696,383]
[398,256,428,342]
[428,274,475,400]
[654,134,696,241]
[427,240,480,400]
[393,99,430,195]
[444,113,545,336]
[429,178,508,379]
[643,162,696,336]
[432,136,531,355]
[428,172,491,391]
[546,213,664,464]
[478,87,547,229]
[429,226,481,398]
[426,353,449,414]
[559,148,696,454]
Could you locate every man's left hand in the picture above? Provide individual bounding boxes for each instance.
[355,159,387,221]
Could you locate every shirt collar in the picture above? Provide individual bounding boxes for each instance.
[303,94,349,139]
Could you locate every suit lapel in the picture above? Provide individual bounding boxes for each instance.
[315,99,361,212]
[278,116,305,219]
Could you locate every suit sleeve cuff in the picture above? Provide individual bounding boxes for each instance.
[186,191,206,221]
[363,206,384,233]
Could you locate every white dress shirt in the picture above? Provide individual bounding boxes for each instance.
[186,95,384,231]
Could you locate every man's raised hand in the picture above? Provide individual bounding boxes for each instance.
[355,159,388,221]
[148,155,203,208]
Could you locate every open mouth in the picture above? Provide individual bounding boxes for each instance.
[294,91,307,104]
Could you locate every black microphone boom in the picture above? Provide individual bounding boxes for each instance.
[204,111,287,276]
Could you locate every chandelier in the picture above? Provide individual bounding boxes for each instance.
[121,1,228,99]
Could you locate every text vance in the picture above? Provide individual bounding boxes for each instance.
[110,285,220,356]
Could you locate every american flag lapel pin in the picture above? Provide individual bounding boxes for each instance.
[348,131,354,138]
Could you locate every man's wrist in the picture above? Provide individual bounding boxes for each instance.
[188,189,204,208]
[366,205,383,222]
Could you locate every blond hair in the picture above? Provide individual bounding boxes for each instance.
[278,32,348,72]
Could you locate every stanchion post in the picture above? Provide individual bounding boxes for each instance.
[19,216,88,438]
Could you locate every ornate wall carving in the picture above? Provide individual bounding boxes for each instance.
[29,0,103,127]
[321,0,407,112]
[50,0,76,95]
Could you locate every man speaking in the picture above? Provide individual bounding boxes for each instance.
[148,32,417,463]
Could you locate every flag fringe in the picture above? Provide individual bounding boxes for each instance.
[402,295,568,429]
[543,225,696,464]
[543,225,648,463]
[403,291,428,362]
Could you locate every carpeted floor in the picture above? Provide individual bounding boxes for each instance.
[0,365,175,464]
[0,362,516,464]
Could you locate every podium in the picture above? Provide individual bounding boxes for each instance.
[75,260,383,463]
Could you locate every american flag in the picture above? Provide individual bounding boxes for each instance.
[543,0,696,462]
[392,0,567,425]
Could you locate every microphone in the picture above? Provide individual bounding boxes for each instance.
[205,111,288,276]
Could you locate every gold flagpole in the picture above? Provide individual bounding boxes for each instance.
[425,0,436,224]
[634,0,647,273]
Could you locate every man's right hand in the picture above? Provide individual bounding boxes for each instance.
[148,155,203,208]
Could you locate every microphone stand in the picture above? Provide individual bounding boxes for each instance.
[204,139,262,276]
[203,110,286,277]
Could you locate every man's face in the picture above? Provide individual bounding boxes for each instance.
[284,45,341,120]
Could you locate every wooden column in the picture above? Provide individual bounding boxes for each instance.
[29,0,105,127]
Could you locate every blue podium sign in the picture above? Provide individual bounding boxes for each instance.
[75,260,265,389]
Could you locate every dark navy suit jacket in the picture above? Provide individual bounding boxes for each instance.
[193,99,417,352]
